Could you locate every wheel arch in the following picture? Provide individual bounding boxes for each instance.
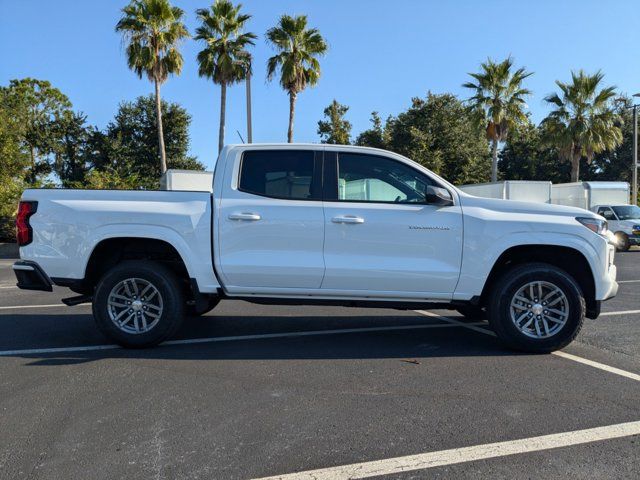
[479,244,597,318]
[75,237,194,296]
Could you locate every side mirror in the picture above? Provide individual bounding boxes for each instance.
[425,186,453,206]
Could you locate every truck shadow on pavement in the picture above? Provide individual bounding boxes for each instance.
[0,313,524,367]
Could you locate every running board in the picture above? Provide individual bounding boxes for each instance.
[61,294,93,306]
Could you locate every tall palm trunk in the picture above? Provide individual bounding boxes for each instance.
[287,91,297,143]
[491,138,498,182]
[219,82,227,154]
[570,155,580,182]
[154,78,168,174]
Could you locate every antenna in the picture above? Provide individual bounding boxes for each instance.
[236,130,246,143]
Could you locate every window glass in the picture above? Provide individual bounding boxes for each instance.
[598,207,616,220]
[337,153,432,203]
[240,150,316,200]
[611,205,640,220]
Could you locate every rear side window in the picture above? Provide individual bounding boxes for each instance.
[239,150,318,200]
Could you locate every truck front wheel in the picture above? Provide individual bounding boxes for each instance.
[615,232,630,252]
[93,260,185,348]
[487,263,585,353]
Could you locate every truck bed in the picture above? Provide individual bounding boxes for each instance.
[19,188,220,292]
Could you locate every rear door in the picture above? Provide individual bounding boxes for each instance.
[217,148,325,292]
[321,151,463,299]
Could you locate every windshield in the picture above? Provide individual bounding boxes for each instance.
[612,205,640,221]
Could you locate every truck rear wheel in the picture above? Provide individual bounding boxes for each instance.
[93,260,185,348]
[487,263,585,353]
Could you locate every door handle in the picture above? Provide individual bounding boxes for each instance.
[331,215,364,224]
[228,212,261,221]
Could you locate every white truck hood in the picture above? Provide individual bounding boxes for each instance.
[458,193,597,219]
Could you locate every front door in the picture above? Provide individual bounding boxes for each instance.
[321,151,463,299]
[217,148,325,292]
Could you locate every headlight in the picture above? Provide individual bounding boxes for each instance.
[576,217,608,236]
[633,225,640,235]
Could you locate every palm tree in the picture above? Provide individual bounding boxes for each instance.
[195,1,256,154]
[266,15,327,143]
[116,0,189,174]
[463,57,533,182]
[542,70,622,182]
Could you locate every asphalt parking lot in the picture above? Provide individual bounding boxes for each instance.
[1,251,639,479]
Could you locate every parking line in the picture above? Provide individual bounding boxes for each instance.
[0,303,78,310]
[600,309,640,316]
[252,420,640,480]
[415,310,640,383]
[617,280,640,283]
[552,351,640,382]
[0,321,484,357]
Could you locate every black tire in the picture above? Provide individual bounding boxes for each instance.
[615,232,630,252]
[186,297,220,317]
[487,262,585,353]
[455,304,486,320]
[92,260,185,348]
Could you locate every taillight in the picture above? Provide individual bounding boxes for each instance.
[16,201,38,246]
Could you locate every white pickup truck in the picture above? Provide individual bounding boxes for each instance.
[13,144,618,352]
[591,204,640,251]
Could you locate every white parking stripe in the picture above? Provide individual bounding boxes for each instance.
[0,321,483,357]
[600,309,640,316]
[415,310,640,383]
[252,420,640,480]
[553,351,640,382]
[617,279,640,283]
[0,303,78,310]
[416,310,497,336]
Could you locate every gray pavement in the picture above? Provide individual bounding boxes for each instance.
[0,250,639,479]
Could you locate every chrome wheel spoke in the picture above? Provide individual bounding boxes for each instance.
[514,311,530,326]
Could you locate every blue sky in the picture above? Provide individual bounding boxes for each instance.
[1,0,639,171]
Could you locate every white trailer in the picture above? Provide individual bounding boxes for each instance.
[458,181,552,203]
[160,170,214,192]
[551,182,629,210]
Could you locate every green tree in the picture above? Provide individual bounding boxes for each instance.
[355,112,387,149]
[93,95,204,189]
[589,96,635,182]
[195,0,256,154]
[463,57,533,182]
[384,93,491,185]
[266,14,327,143]
[1,78,72,182]
[116,0,189,174]
[70,168,143,190]
[48,111,96,186]
[543,70,623,182]
[317,99,352,144]
[499,119,571,183]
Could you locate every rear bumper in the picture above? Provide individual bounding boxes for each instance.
[13,261,53,292]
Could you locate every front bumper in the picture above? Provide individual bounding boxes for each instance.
[594,242,618,303]
[13,260,53,292]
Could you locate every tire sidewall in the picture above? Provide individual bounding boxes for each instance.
[489,265,585,352]
[615,232,630,252]
[93,261,185,348]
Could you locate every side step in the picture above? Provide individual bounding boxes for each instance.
[62,294,93,306]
